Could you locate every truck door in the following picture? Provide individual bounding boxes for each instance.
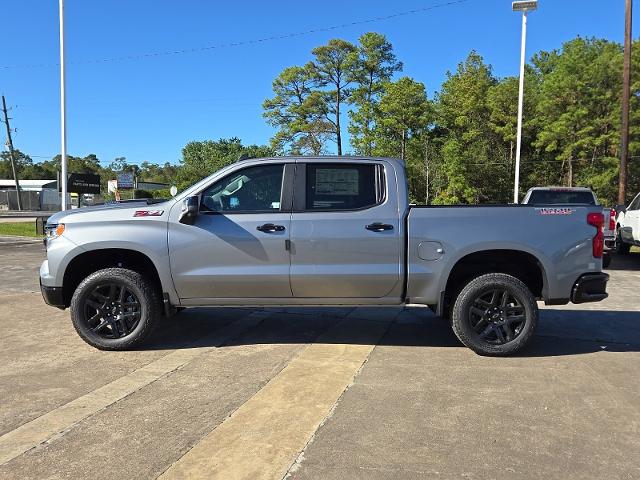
[168,162,293,300]
[289,161,402,299]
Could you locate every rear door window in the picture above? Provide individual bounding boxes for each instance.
[303,163,381,211]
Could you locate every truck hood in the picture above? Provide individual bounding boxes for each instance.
[46,199,173,225]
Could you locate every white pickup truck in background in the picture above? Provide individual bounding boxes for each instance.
[522,187,616,268]
[615,191,640,254]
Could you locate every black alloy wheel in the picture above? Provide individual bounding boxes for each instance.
[467,288,525,345]
[451,273,538,356]
[70,268,161,350]
[83,283,142,339]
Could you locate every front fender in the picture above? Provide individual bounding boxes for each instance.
[51,219,179,305]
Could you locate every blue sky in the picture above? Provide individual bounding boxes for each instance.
[1,0,636,167]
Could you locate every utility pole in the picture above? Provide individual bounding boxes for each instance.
[619,0,633,206]
[1,96,22,211]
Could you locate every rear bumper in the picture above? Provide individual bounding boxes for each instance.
[571,273,609,304]
[40,279,65,310]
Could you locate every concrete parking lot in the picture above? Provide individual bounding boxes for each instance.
[0,240,639,479]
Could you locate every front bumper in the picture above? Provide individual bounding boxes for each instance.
[40,279,65,309]
[571,272,609,304]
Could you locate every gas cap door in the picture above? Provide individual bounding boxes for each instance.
[418,241,445,261]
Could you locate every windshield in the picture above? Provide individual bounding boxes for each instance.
[527,190,597,205]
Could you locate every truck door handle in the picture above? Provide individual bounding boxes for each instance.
[366,223,394,232]
[257,223,285,232]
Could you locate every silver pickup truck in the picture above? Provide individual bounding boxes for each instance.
[40,157,609,356]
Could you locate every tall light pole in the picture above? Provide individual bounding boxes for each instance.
[59,0,68,210]
[512,1,537,204]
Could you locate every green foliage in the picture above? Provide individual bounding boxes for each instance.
[265,34,400,156]
[307,39,358,154]
[434,51,506,204]
[262,65,332,155]
[348,33,402,156]
[176,138,273,190]
[152,188,173,199]
[133,189,153,199]
[7,34,640,208]
[534,38,623,192]
[262,34,640,206]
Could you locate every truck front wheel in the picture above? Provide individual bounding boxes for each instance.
[70,268,161,350]
[616,229,631,254]
[451,273,538,356]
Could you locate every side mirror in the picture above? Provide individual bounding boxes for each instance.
[179,196,199,225]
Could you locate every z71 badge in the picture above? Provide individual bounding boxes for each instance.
[538,208,575,215]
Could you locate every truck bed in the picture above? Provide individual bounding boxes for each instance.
[404,204,603,305]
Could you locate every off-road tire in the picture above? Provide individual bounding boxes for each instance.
[451,273,538,356]
[70,268,161,350]
[616,229,631,255]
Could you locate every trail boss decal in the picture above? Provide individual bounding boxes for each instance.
[537,208,575,215]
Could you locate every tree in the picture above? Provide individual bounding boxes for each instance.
[263,66,332,155]
[348,33,402,155]
[139,161,179,185]
[534,38,622,190]
[307,39,358,155]
[373,78,431,160]
[434,51,502,204]
[0,150,35,178]
[109,157,130,172]
[177,138,273,189]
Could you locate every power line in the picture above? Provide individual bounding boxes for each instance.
[1,0,471,69]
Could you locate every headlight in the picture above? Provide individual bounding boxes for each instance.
[45,223,65,240]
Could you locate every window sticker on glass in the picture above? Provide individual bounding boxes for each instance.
[229,197,239,208]
[271,202,280,209]
[315,169,359,196]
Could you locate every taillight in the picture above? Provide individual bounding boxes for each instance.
[609,208,616,231]
[587,212,604,258]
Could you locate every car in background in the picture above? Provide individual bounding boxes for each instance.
[615,192,640,254]
[522,187,615,268]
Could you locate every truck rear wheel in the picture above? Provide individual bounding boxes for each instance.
[451,273,538,356]
[70,268,161,350]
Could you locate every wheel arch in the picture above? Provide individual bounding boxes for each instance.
[440,248,548,316]
[62,248,165,308]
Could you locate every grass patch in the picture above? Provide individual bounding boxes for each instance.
[0,222,41,237]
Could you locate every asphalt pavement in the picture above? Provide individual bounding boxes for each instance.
[0,239,638,479]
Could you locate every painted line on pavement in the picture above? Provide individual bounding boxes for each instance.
[0,311,270,466]
[159,314,394,480]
